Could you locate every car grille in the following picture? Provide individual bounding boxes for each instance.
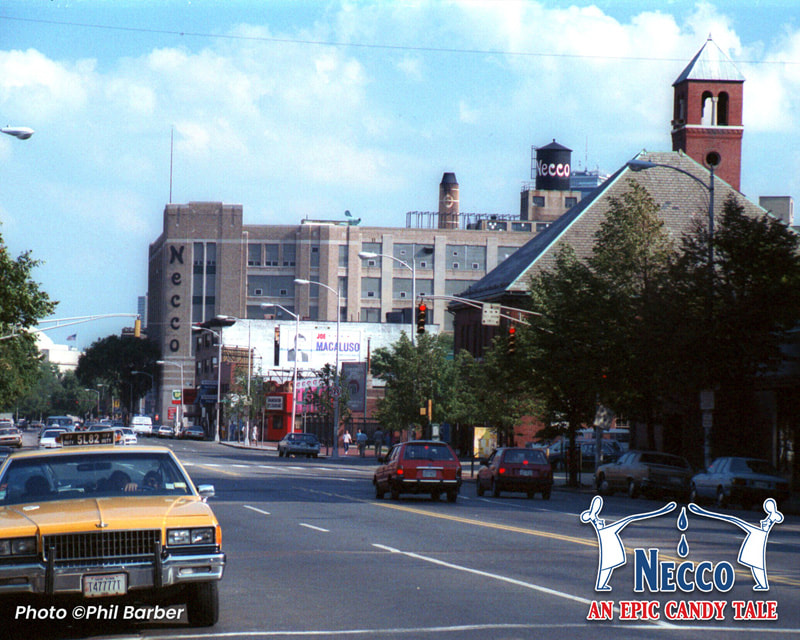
[43,530,160,567]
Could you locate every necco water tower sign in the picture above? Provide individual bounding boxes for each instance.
[534,140,572,191]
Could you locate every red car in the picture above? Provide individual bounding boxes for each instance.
[476,447,553,499]
[374,441,462,502]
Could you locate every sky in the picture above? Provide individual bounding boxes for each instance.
[1,0,799,348]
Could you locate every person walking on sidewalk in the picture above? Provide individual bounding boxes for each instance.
[356,429,367,457]
[373,428,383,458]
[343,430,352,454]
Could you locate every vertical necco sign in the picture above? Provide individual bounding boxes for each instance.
[580,496,784,623]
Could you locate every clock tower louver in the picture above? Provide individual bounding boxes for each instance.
[671,37,745,191]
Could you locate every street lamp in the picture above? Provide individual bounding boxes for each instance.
[130,370,153,417]
[627,154,719,467]
[262,303,301,434]
[359,251,416,344]
[84,389,100,419]
[156,360,185,433]
[192,325,224,443]
[1,126,34,140]
[294,278,340,458]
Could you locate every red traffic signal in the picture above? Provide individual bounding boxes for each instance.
[508,325,516,355]
[417,303,427,334]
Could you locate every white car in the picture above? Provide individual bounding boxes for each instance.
[130,415,153,437]
[118,427,138,445]
[38,428,66,449]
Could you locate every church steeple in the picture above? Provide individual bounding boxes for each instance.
[671,37,745,190]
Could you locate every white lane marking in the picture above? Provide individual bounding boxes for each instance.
[243,505,271,516]
[232,464,249,468]
[299,523,329,533]
[371,544,675,628]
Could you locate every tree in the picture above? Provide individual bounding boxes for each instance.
[371,332,452,436]
[669,194,800,458]
[76,335,160,417]
[0,235,57,409]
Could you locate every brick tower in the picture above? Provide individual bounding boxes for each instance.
[671,37,745,190]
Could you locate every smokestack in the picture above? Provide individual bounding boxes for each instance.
[438,172,459,229]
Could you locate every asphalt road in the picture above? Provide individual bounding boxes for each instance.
[10,434,800,639]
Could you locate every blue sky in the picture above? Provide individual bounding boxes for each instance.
[2,0,799,348]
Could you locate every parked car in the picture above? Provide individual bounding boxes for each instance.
[373,440,462,502]
[579,441,621,470]
[179,425,207,440]
[278,432,321,458]
[595,450,693,499]
[476,447,553,499]
[0,427,22,448]
[157,424,176,438]
[690,457,790,510]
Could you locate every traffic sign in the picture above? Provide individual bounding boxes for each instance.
[481,303,500,326]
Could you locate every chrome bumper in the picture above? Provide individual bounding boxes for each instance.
[0,551,225,596]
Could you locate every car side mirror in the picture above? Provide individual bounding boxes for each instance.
[197,484,216,501]
[478,457,488,466]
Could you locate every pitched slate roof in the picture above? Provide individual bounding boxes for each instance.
[457,150,768,302]
[673,37,745,84]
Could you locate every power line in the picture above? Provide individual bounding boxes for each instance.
[2,14,797,66]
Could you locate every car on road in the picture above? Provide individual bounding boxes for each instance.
[374,440,462,502]
[131,415,154,437]
[0,434,225,626]
[278,432,321,458]
[689,457,790,509]
[158,424,177,438]
[118,427,138,445]
[38,428,66,449]
[0,427,22,448]
[476,447,552,499]
[46,416,76,431]
[179,425,207,440]
[595,450,693,499]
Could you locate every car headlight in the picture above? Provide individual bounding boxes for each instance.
[0,537,37,556]
[167,527,215,546]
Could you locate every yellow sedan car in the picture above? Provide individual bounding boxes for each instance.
[0,431,225,626]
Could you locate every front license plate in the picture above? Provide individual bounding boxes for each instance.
[520,469,533,477]
[422,469,437,479]
[83,573,127,598]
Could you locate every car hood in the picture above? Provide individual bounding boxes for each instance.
[0,495,216,538]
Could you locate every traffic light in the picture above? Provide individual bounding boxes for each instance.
[417,303,427,334]
[508,326,516,355]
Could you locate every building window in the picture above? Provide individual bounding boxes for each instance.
[280,289,288,296]
[338,244,348,267]
[248,243,261,266]
[361,277,380,300]
[206,243,216,266]
[264,244,279,266]
[452,262,459,270]
[310,245,320,268]
[282,243,296,267]
[565,197,578,207]
[254,288,263,296]
[533,196,545,207]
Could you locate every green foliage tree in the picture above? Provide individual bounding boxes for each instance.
[371,332,452,436]
[76,335,160,417]
[0,235,57,409]
[304,363,350,444]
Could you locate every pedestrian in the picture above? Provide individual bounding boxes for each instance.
[356,429,367,457]
[373,428,383,458]
[343,430,352,454]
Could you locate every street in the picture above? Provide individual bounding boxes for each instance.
[13,434,800,639]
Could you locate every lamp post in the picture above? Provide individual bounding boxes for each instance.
[156,360,185,433]
[294,278,340,457]
[192,325,224,443]
[84,389,100,420]
[130,370,153,418]
[627,154,719,467]
[358,251,416,344]
[261,303,300,434]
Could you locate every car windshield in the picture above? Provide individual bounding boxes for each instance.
[0,451,193,506]
[403,444,455,461]
[503,449,547,464]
